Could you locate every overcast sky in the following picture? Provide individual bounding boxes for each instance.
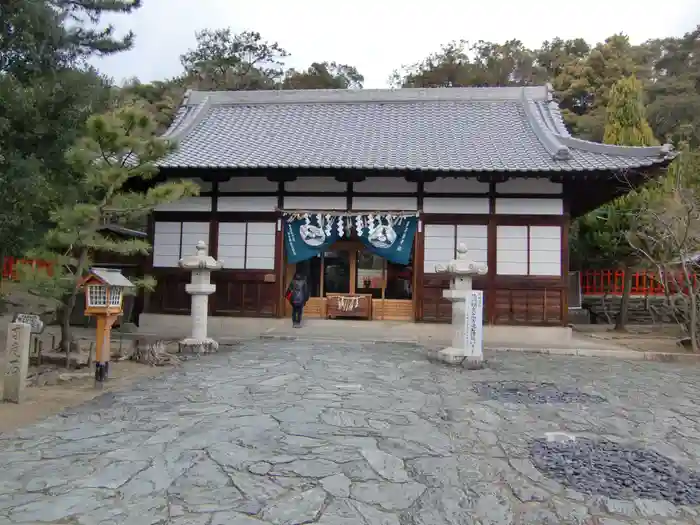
[95,0,698,88]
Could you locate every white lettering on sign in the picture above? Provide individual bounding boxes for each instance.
[12,313,44,334]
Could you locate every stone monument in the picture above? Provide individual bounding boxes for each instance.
[178,240,223,354]
[2,322,31,403]
[430,243,488,369]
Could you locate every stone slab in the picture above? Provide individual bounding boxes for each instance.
[2,322,31,403]
[1,339,700,524]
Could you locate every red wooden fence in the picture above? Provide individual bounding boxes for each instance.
[580,269,698,296]
[3,256,696,296]
[2,257,53,280]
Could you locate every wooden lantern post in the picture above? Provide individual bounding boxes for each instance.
[79,268,135,388]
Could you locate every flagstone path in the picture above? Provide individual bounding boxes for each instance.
[1,340,700,524]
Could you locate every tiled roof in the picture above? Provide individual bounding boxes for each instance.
[158,86,675,172]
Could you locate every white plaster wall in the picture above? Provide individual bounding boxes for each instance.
[217,222,246,269]
[285,177,346,193]
[354,177,417,193]
[153,222,181,267]
[153,221,210,267]
[283,196,346,210]
[246,222,276,270]
[218,196,278,212]
[180,223,210,257]
[424,224,455,273]
[422,197,489,214]
[154,196,212,212]
[424,177,489,194]
[495,198,563,215]
[217,222,276,270]
[219,178,277,192]
[457,225,488,264]
[352,196,417,211]
[496,178,562,194]
[496,225,528,275]
[529,226,561,276]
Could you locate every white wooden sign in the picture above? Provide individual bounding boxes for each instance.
[464,291,484,357]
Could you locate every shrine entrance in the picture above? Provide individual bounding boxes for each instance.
[283,240,415,321]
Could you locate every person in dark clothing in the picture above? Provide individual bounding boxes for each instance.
[286,272,310,328]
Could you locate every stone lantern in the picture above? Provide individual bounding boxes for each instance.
[430,243,488,369]
[178,240,222,354]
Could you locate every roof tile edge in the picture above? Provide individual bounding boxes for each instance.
[557,135,676,159]
[520,88,572,161]
[183,85,551,106]
[162,95,212,143]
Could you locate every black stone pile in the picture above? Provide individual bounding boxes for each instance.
[472,381,606,404]
[531,437,700,505]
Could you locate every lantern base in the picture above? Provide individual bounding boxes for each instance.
[94,361,109,388]
[179,337,219,355]
[428,347,484,369]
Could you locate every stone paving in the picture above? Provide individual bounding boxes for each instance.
[1,341,700,524]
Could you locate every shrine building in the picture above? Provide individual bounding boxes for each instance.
[140,86,674,331]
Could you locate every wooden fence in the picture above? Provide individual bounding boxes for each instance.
[580,269,698,296]
[2,257,53,280]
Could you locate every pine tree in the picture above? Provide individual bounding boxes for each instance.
[0,0,143,259]
[16,106,198,356]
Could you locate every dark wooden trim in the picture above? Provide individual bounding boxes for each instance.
[353,191,418,196]
[561,201,571,326]
[526,225,531,276]
[211,181,219,213]
[154,211,280,222]
[242,224,249,266]
[492,193,564,199]
[414,222,425,321]
[347,182,354,210]
[423,192,489,198]
[217,191,281,197]
[275,217,285,318]
[143,215,156,316]
[487,183,497,323]
[421,213,564,226]
[493,215,566,226]
[217,212,279,222]
[159,166,659,184]
[209,221,219,259]
[423,214,492,224]
[277,182,284,209]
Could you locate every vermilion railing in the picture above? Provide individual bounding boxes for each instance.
[580,269,698,296]
[2,257,53,280]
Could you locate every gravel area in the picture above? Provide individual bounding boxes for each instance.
[472,380,608,404]
[1,340,700,524]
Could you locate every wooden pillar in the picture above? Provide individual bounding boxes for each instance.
[561,200,571,326]
[275,214,286,318]
[486,183,497,324]
[143,215,155,314]
[413,221,425,321]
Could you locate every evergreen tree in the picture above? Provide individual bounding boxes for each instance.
[0,0,142,258]
[16,107,198,355]
[574,75,658,330]
[603,76,656,146]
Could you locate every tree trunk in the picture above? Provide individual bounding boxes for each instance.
[614,264,633,331]
[60,248,90,365]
